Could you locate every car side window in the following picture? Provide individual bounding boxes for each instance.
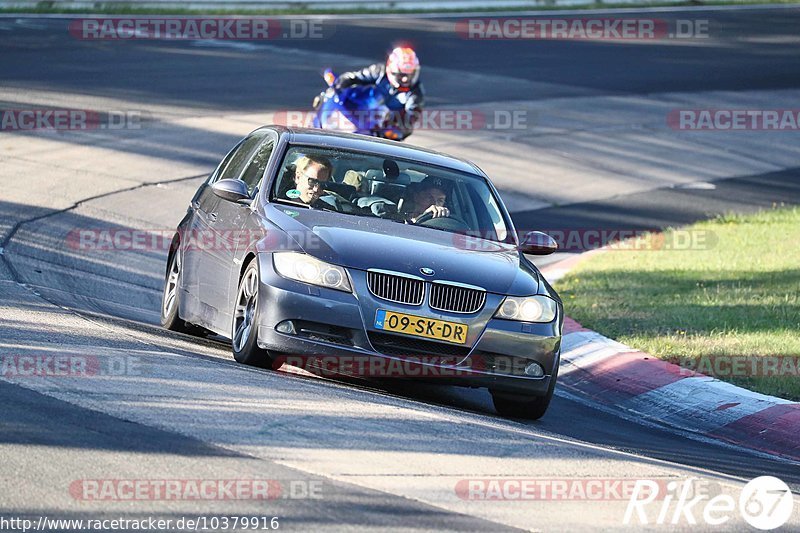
[240,138,275,195]
[216,131,269,183]
[209,140,243,183]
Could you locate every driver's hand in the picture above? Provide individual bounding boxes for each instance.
[423,205,449,219]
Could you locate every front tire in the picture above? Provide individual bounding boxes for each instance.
[161,247,190,333]
[491,362,559,420]
[232,258,276,369]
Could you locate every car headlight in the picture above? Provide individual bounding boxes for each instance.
[494,295,557,323]
[323,110,357,133]
[273,252,352,292]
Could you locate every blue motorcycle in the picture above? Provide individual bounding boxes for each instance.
[312,69,407,141]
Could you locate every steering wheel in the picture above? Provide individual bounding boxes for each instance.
[413,211,470,232]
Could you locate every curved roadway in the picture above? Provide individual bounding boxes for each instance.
[1,7,799,530]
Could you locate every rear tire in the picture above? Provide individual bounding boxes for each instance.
[491,362,559,420]
[232,258,276,369]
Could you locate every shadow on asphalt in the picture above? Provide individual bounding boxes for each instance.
[2,167,800,488]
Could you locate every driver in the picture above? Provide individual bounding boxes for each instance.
[293,155,332,205]
[404,176,450,223]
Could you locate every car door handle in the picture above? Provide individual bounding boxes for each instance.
[208,212,218,223]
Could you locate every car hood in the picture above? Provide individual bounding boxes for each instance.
[266,206,540,296]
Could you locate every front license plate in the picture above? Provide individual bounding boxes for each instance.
[374,309,468,345]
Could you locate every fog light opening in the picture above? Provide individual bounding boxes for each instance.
[276,320,297,335]
[524,362,545,378]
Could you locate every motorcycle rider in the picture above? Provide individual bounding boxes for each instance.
[314,46,425,139]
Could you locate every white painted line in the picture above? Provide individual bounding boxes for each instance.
[559,332,637,375]
[673,181,717,190]
[561,330,633,354]
[13,18,47,29]
[191,40,260,51]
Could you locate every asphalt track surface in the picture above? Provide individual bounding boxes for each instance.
[3,8,800,107]
[1,7,800,531]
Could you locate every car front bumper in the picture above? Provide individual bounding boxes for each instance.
[255,254,562,397]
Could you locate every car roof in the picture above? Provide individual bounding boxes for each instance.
[260,125,485,177]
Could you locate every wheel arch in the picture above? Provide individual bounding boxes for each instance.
[240,251,258,283]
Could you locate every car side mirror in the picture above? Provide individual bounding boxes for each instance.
[519,231,558,255]
[212,179,251,204]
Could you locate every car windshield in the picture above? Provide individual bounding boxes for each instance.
[271,145,512,243]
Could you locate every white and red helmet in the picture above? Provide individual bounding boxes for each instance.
[386,46,420,89]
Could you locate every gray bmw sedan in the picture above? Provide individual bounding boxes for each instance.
[161,126,562,419]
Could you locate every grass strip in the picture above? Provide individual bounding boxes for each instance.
[556,205,800,401]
